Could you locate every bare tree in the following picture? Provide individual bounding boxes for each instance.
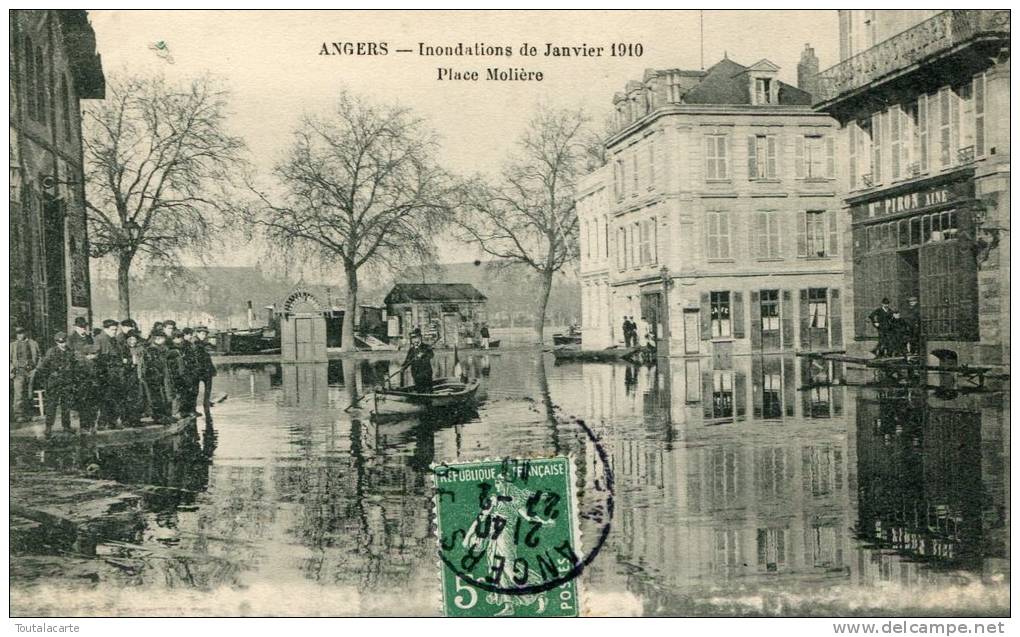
[456,107,588,344]
[83,73,245,318]
[243,91,452,351]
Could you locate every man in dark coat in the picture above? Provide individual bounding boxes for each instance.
[868,298,895,357]
[122,330,147,426]
[67,316,93,360]
[402,329,434,391]
[179,327,200,416]
[34,332,77,437]
[194,326,218,417]
[95,319,128,429]
[74,344,102,434]
[901,296,922,355]
[166,330,188,417]
[143,332,173,423]
[10,326,40,423]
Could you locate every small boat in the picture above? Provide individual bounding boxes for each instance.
[550,345,643,363]
[366,377,480,421]
[552,324,582,346]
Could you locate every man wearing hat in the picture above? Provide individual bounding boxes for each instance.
[95,319,128,428]
[901,296,922,356]
[122,330,148,426]
[166,330,188,417]
[143,331,173,423]
[178,327,200,416]
[868,298,895,357]
[193,326,217,417]
[162,320,177,340]
[118,318,138,345]
[74,343,102,434]
[34,332,77,437]
[401,327,434,392]
[67,317,93,360]
[10,326,40,422]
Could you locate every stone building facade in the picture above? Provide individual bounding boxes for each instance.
[579,51,845,358]
[9,10,104,344]
[814,10,1010,366]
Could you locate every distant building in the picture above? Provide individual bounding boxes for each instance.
[580,52,844,358]
[814,10,1010,365]
[9,10,104,343]
[383,283,487,347]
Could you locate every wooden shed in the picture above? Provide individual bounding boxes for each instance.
[384,283,487,348]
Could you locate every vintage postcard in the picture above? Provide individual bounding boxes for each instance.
[8,8,1010,623]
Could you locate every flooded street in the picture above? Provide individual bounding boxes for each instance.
[10,351,1009,617]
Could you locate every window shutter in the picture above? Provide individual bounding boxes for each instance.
[700,292,712,340]
[732,291,745,339]
[828,210,839,257]
[794,136,805,179]
[796,211,807,257]
[720,211,730,259]
[974,74,986,157]
[848,123,857,190]
[750,291,762,351]
[648,140,656,187]
[702,371,714,419]
[747,135,758,180]
[734,371,746,418]
[751,356,763,418]
[825,136,835,178]
[799,289,811,351]
[781,290,794,351]
[752,212,763,259]
[767,136,777,179]
[830,288,843,347]
[705,136,716,179]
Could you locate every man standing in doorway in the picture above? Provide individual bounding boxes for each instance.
[901,296,922,356]
[868,298,895,358]
[34,332,77,438]
[10,327,40,423]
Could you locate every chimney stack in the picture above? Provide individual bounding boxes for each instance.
[797,43,820,101]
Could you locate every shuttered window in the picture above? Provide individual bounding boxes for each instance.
[800,135,834,179]
[710,291,731,338]
[918,94,929,172]
[973,73,986,158]
[871,112,883,183]
[707,210,731,260]
[848,122,857,190]
[705,135,729,180]
[890,105,901,180]
[748,135,778,180]
[753,210,781,259]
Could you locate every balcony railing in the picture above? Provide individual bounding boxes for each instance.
[861,173,874,188]
[957,145,976,164]
[815,10,1009,104]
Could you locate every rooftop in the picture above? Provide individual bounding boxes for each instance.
[384,283,487,305]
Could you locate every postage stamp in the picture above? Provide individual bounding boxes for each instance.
[432,456,581,617]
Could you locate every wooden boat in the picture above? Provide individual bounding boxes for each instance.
[366,377,480,421]
[550,345,642,363]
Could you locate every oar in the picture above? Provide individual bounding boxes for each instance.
[344,365,405,412]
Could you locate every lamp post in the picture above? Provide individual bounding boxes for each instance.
[660,265,673,358]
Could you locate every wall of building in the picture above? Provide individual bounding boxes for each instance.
[581,104,846,357]
[9,10,102,344]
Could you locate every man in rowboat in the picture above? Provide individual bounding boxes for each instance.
[402,328,435,391]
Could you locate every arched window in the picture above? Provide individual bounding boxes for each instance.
[23,36,35,120]
[60,76,71,139]
[35,45,46,125]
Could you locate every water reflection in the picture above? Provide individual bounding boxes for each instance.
[10,351,1008,616]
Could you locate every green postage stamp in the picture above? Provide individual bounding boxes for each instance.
[432,456,581,617]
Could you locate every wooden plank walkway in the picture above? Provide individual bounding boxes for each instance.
[796,350,1008,388]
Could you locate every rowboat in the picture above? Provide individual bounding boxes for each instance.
[366,377,481,421]
[550,345,643,363]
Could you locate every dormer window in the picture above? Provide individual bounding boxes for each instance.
[746,59,781,106]
[756,78,772,104]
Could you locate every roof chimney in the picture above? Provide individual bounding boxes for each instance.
[797,43,820,100]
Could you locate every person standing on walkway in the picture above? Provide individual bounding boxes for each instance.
[122,331,147,426]
[67,317,93,359]
[868,298,895,358]
[901,296,922,356]
[143,332,173,424]
[74,344,102,434]
[34,332,77,438]
[179,327,201,416]
[166,330,189,417]
[194,326,217,417]
[95,319,128,429]
[480,323,491,350]
[10,327,40,423]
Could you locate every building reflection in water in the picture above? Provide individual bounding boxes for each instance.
[17,351,1003,615]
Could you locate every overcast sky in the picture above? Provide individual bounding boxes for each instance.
[88,10,839,271]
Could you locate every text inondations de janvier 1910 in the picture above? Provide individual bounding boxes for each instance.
[318,41,646,83]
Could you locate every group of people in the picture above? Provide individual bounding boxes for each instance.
[10,318,217,438]
[868,296,922,358]
[621,316,640,348]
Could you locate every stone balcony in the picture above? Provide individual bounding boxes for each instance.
[814,10,1009,119]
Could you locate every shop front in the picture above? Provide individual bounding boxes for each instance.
[850,172,980,347]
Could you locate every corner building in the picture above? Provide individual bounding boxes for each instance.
[579,52,845,358]
[814,10,1009,365]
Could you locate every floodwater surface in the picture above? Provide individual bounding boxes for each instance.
[9,351,1009,616]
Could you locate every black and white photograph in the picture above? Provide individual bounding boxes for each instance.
[7,8,1011,622]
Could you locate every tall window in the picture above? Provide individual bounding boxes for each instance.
[798,210,838,258]
[760,290,780,331]
[938,87,952,169]
[617,159,626,200]
[871,112,882,183]
[848,122,857,190]
[706,209,731,260]
[753,210,781,259]
[710,291,731,338]
[617,227,626,269]
[24,36,36,120]
[748,135,777,180]
[889,105,901,180]
[648,139,656,188]
[798,134,833,179]
[712,370,734,418]
[631,152,639,193]
[808,288,828,329]
[974,73,986,157]
[638,217,657,265]
[705,135,729,180]
[755,78,772,105]
[918,94,929,172]
[629,223,638,267]
[603,215,610,258]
